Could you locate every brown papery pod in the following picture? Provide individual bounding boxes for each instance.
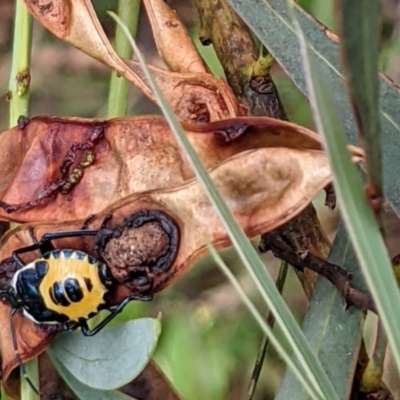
[125,61,241,121]
[143,0,207,73]
[22,0,154,101]
[0,145,359,391]
[0,115,355,223]
[22,0,241,121]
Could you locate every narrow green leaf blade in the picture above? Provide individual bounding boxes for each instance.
[47,351,135,400]
[276,224,365,400]
[336,0,381,190]
[108,11,339,400]
[207,244,318,398]
[227,0,400,216]
[47,318,161,390]
[294,18,400,374]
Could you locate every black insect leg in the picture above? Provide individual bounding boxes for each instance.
[61,321,79,333]
[37,230,100,257]
[12,229,100,266]
[39,229,99,244]
[9,308,39,395]
[28,226,54,255]
[80,294,153,336]
[12,243,43,269]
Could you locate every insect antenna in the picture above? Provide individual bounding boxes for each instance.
[9,309,39,395]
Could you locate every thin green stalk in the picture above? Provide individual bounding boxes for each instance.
[207,246,318,399]
[246,261,288,400]
[107,0,140,118]
[8,0,32,126]
[7,1,37,399]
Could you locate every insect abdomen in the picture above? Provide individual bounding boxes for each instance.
[39,250,108,322]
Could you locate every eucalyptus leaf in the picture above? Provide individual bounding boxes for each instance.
[293,11,400,375]
[227,0,400,215]
[336,0,382,191]
[47,352,135,400]
[47,318,161,390]
[276,224,365,400]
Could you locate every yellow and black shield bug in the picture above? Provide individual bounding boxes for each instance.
[0,223,153,394]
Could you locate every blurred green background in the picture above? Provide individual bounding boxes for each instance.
[1,0,400,399]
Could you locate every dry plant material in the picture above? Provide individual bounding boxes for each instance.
[22,0,241,122]
[143,0,206,73]
[121,360,183,400]
[0,115,353,223]
[23,0,155,99]
[125,60,241,122]
[259,233,376,313]
[193,0,286,119]
[0,144,343,387]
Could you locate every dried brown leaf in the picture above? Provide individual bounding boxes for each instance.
[22,0,241,122]
[125,61,241,122]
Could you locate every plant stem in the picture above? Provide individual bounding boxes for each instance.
[107,0,140,118]
[8,0,33,126]
[247,262,289,400]
[7,1,38,399]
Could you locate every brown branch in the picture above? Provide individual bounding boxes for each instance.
[259,233,377,314]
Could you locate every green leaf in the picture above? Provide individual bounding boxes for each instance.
[108,10,339,400]
[47,351,135,400]
[336,0,382,191]
[47,318,161,390]
[276,224,365,400]
[227,0,400,216]
[293,13,400,375]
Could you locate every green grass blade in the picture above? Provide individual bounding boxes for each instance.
[207,244,317,399]
[108,11,340,400]
[107,0,140,118]
[226,0,400,217]
[336,0,382,194]
[276,224,365,400]
[293,14,400,374]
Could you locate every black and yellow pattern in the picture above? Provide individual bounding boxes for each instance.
[39,249,108,322]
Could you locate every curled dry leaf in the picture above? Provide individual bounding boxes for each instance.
[125,61,241,122]
[0,115,340,223]
[143,0,207,73]
[23,0,241,122]
[0,145,340,389]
